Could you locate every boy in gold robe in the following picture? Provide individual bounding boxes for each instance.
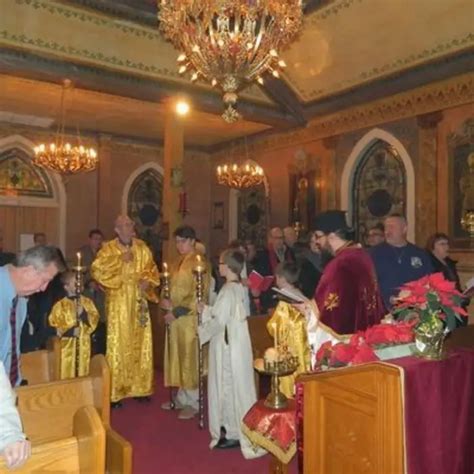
[267,262,311,398]
[91,215,160,407]
[160,225,210,420]
[49,271,99,379]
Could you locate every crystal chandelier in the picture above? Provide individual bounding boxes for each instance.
[158,0,303,123]
[33,80,98,174]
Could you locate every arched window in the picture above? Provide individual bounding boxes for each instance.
[352,140,406,243]
[0,139,66,253]
[127,168,163,263]
[0,147,53,198]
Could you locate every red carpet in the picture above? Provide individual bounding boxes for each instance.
[111,374,298,473]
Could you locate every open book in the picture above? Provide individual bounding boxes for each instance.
[463,276,474,297]
[271,286,306,304]
[248,270,274,292]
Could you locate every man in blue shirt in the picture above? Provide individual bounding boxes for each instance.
[369,214,433,311]
[0,245,64,386]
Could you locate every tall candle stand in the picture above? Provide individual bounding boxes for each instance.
[161,262,175,409]
[72,252,86,377]
[193,256,206,429]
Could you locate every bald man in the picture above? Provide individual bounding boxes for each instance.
[91,216,160,407]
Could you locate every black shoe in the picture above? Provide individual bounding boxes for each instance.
[216,438,240,449]
[134,396,151,403]
[111,401,123,409]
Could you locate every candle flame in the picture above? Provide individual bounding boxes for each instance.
[163,262,168,272]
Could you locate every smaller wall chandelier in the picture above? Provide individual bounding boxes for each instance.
[217,160,264,189]
[159,0,303,123]
[33,80,98,175]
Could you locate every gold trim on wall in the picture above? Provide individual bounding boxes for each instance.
[212,73,474,159]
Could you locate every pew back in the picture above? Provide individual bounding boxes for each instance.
[16,355,109,444]
[0,405,105,474]
[21,337,61,385]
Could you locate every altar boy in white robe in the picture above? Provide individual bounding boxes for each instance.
[198,249,264,459]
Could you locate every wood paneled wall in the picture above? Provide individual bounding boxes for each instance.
[0,206,59,252]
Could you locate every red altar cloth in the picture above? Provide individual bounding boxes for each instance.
[391,349,474,474]
[295,349,474,474]
[242,399,296,464]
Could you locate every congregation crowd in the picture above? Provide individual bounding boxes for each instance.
[0,210,470,467]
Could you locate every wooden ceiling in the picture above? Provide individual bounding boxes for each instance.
[0,0,471,149]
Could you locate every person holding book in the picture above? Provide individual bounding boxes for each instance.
[253,227,295,313]
[266,262,311,398]
[48,271,99,379]
[425,232,470,320]
[313,210,385,334]
[197,249,264,458]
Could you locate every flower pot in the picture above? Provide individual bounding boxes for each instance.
[413,316,445,360]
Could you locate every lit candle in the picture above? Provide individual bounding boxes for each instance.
[196,254,203,272]
[76,252,82,268]
[163,262,168,275]
[272,322,278,351]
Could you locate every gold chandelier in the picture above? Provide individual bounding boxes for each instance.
[158,0,303,123]
[33,80,98,174]
[217,160,264,188]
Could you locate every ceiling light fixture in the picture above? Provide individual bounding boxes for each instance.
[159,0,303,123]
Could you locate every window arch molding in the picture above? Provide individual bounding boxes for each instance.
[340,128,415,242]
[0,134,67,252]
[121,162,164,214]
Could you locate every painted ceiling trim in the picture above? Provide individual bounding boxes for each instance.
[3,0,273,106]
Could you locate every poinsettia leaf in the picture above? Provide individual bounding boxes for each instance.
[426,292,439,305]
[443,307,457,331]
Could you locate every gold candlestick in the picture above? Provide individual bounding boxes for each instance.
[193,254,206,429]
[72,252,86,377]
[161,261,175,409]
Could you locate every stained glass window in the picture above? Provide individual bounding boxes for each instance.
[127,168,163,263]
[0,148,53,198]
[238,184,268,248]
[352,140,406,243]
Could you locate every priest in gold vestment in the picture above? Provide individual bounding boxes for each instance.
[91,215,159,405]
[267,263,311,398]
[49,271,99,379]
[161,225,210,420]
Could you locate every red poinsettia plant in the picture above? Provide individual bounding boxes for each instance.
[314,321,416,370]
[391,272,467,331]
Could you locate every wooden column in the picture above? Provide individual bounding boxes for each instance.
[322,136,339,210]
[96,134,114,237]
[416,112,443,246]
[162,106,184,262]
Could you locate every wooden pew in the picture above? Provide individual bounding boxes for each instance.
[297,364,404,474]
[15,355,132,474]
[21,336,61,385]
[0,405,105,473]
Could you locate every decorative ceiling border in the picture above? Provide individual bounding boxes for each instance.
[284,32,474,102]
[212,73,474,158]
[308,0,364,22]
[5,0,274,106]
[0,28,181,79]
[15,0,161,40]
